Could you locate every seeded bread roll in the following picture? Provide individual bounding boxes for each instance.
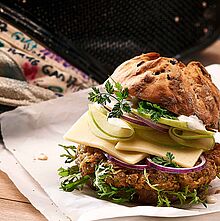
[111,52,220,129]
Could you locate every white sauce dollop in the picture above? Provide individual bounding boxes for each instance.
[107,117,131,129]
[177,115,206,131]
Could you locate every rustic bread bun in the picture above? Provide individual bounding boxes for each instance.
[111,52,220,129]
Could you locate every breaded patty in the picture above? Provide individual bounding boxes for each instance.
[111,53,220,129]
[76,144,220,205]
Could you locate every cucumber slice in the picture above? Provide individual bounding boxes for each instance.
[170,128,213,140]
[88,104,134,140]
[94,104,108,115]
[87,112,118,141]
[132,109,214,136]
[135,128,182,147]
[132,108,188,128]
[169,128,215,150]
[126,122,152,130]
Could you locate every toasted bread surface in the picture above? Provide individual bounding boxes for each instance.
[111,53,220,129]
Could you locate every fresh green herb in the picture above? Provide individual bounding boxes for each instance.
[58,144,90,191]
[58,166,90,191]
[144,169,206,207]
[59,144,77,163]
[88,80,131,118]
[58,145,135,203]
[137,101,177,122]
[151,152,180,168]
[94,161,136,203]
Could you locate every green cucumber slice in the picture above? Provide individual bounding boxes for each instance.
[169,128,215,150]
[87,112,118,141]
[88,104,134,140]
[132,109,214,136]
[126,122,152,130]
[135,128,182,147]
[170,128,213,140]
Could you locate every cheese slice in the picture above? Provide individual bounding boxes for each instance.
[115,135,203,168]
[64,112,147,164]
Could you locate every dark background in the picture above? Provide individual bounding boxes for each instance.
[1,0,220,82]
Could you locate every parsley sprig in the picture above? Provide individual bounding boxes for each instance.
[137,101,177,122]
[151,152,180,168]
[88,80,131,118]
[144,170,207,207]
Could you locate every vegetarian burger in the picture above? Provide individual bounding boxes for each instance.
[59,53,220,206]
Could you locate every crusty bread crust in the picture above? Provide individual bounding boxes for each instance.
[111,53,220,129]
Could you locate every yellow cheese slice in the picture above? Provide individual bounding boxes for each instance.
[115,135,203,168]
[64,112,147,164]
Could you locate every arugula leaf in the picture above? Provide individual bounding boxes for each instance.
[151,152,180,168]
[58,144,90,191]
[88,80,131,118]
[58,165,90,191]
[58,144,77,163]
[144,170,207,207]
[58,144,135,203]
[137,101,177,122]
[94,161,136,203]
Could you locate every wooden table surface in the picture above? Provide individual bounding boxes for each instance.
[1,40,220,221]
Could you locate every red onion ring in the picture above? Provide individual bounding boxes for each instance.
[130,113,170,133]
[146,156,206,174]
[121,114,150,126]
[105,153,148,170]
[103,105,170,133]
[105,153,206,174]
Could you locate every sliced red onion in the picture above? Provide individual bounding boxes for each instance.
[105,153,148,170]
[121,114,150,126]
[103,105,170,133]
[105,153,206,174]
[146,156,206,174]
[131,113,170,133]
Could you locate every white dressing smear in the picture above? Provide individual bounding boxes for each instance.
[178,115,206,131]
[107,117,131,129]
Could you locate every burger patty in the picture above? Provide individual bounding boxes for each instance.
[76,144,220,205]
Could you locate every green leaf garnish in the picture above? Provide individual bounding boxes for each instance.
[58,144,90,191]
[144,169,207,207]
[88,80,131,118]
[105,80,114,94]
[137,101,177,122]
[93,161,136,203]
[151,152,180,168]
[58,145,135,203]
[58,144,77,163]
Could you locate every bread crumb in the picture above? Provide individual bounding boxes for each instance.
[37,153,48,160]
